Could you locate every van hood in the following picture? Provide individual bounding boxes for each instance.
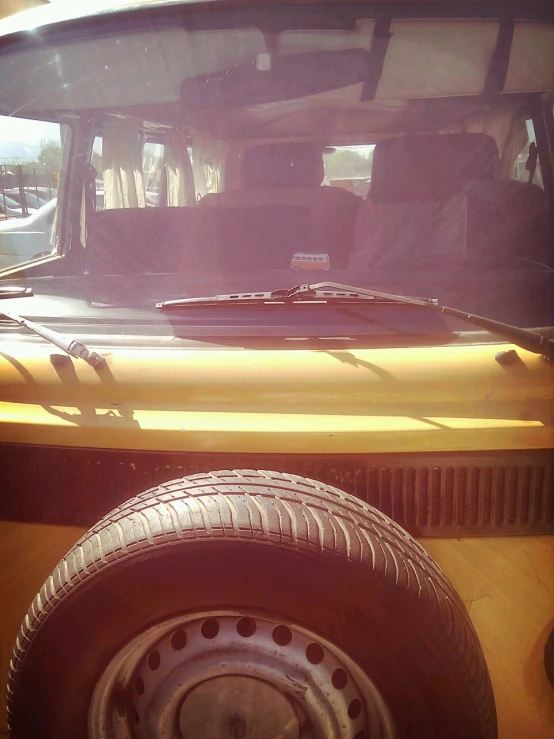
[0,341,551,454]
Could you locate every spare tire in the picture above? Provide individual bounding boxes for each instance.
[7,470,497,738]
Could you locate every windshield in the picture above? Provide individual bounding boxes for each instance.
[0,6,552,341]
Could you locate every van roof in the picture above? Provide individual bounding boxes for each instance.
[2,0,553,42]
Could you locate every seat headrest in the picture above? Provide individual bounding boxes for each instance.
[242,143,325,189]
[371,133,499,203]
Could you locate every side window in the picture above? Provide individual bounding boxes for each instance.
[93,129,194,209]
[143,141,165,207]
[92,134,165,210]
[0,115,66,272]
[322,145,375,198]
[92,136,104,211]
[512,119,543,189]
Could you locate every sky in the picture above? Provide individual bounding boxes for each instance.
[0,115,61,148]
[1,0,117,146]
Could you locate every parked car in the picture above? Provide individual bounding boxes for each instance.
[3,188,55,210]
[0,198,56,269]
[0,193,36,219]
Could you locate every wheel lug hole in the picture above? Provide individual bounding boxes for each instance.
[113,690,126,717]
[236,617,257,638]
[171,629,187,651]
[147,649,160,671]
[306,642,324,664]
[348,698,362,720]
[272,625,292,646]
[201,618,220,639]
[332,667,348,689]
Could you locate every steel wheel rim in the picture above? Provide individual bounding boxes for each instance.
[89,610,395,739]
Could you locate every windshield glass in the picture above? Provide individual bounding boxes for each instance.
[0,7,552,341]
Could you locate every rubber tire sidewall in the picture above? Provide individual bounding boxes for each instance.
[12,540,481,739]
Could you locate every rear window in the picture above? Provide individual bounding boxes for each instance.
[323,145,374,197]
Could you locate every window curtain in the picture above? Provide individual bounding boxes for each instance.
[103,119,146,209]
[191,137,227,199]
[165,133,195,206]
[441,107,529,178]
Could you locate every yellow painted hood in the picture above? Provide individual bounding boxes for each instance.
[0,341,552,453]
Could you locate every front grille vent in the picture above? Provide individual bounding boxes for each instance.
[325,462,552,533]
[0,445,552,536]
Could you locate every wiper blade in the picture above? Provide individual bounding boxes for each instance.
[0,288,106,368]
[157,281,554,360]
[156,282,438,309]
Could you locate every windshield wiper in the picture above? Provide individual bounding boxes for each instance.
[157,281,554,361]
[157,282,439,308]
[0,287,106,368]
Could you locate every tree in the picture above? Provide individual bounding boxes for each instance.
[36,139,62,170]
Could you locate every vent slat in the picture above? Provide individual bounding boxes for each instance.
[494,466,506,525]
[380,467,392,519]
[418,467,428,527]
[520,465,532,524]
[507,467,519,524]
[456,467,467,526]
[405,467,416,527]
[546,466,554,523]
[469,467,480,526]
[444,466,455,527]
[482,466,493,525]
[532,466,545,523]
[431,467,441,527]
[392,467,404,526]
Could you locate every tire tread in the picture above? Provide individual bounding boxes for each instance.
[7,470,496,737]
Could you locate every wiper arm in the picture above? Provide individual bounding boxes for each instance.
[0,287,106,368]
[157,281,554,361]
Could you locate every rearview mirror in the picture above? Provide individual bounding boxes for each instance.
[180,49,372,108]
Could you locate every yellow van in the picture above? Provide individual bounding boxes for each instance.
[0,1,553,738]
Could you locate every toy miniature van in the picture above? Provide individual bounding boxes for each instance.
[0,1,553,738]
[290,252,331,271]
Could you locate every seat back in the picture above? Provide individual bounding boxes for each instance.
[351,133,499,269]
[201,142,361,268]
[464,178,551,266]
[85,205,311,275]
[85,208,220,275]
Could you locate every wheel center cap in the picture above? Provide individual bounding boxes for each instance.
[179,675,299,738]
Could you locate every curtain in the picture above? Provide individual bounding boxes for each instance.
[191,137,227,198]
[464,109,528,178]
[165,134,195,206]
[441,107,529,178]
[103,119,146,209]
